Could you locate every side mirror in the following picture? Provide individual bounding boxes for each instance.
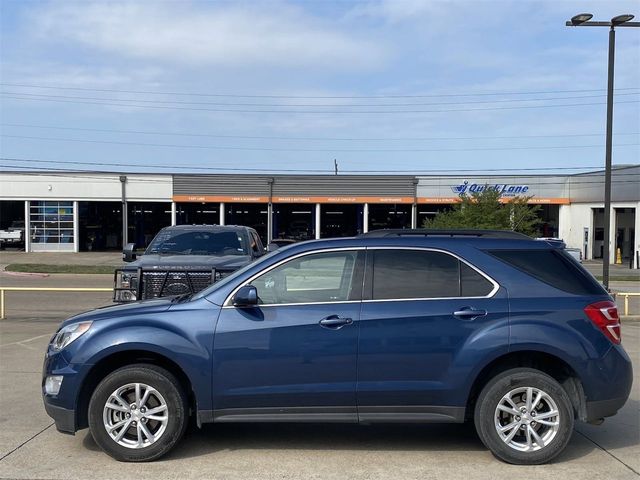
[233,285,258,307]
[123,243,137,262]
[266,243,280,252]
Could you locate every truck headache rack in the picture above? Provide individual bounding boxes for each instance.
[114,267,230,302]
[359,229,531,240]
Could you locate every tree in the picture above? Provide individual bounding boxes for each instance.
[422,187,542,236]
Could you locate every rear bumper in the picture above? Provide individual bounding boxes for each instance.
[43,397,76,434]
[585,396,629,422]
[582,344,633,422]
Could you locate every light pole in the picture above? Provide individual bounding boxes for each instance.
[566,13,639,290]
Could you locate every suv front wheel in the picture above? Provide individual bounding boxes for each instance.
[88,364,188,462]
[474,368,574,465]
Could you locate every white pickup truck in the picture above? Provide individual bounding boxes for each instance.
[0,221,25,249]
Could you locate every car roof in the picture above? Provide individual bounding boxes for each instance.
[281,231,556,252]
[161,224,252,232]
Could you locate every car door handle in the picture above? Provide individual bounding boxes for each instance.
[453,308,487,320]
[319,315,353,328]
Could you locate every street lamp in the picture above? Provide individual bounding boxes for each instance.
[566,13,639,290]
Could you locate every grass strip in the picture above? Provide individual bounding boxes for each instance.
[5,264,116,274]
[594,276,640,282]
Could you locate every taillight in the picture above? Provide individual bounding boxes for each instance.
[584,301,621,344]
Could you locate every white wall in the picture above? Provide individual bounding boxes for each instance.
[559,203,593,255]
[560,202,640,267]
[0,173,172,202]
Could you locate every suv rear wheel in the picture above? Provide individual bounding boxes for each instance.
[88,364,188,462]
[474,368,574,465]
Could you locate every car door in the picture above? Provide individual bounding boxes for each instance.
[212,248,365,421]
[357,247,509,422]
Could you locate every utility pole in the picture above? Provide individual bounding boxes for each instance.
[566,12,639,290]
[119,175,128,248]
[334,159,338,175]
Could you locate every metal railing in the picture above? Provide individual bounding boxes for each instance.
[0,287,113,320]
[615,292,640,316]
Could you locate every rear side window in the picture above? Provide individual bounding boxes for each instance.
[488,249,605,295]
[371,249,495,300]
[461,263,494,297]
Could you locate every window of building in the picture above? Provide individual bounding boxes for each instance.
[29,201,74,250]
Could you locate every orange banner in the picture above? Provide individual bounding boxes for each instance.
[173,195,415,204]
[419,197,570,205]
[173,195,570,205]
[173,195,269,203]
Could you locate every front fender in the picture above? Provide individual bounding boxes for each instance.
[64,303,217,412]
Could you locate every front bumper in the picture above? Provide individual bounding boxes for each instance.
[43,396,76,434]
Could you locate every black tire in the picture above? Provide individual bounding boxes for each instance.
[88,364,188,462]
[474,368,574,465]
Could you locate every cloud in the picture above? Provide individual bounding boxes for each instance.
[29,1,387,71]
[348,0,448,23]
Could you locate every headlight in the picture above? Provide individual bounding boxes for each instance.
[114,271,138,302]
[51,321,93,351]
[117,271,136,289]
[114,290,137,302]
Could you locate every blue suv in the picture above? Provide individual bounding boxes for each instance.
[42,230,632,464]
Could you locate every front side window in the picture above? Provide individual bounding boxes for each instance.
[371,249,494,300]
[250,250,361,305]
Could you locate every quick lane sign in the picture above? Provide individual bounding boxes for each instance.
[451,181,530,197]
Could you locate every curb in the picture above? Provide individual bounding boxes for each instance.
[1,271,50,278]
[621,315,640,323]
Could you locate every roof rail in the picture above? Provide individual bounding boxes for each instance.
[359,229,531,240]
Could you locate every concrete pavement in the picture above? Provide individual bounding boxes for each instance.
[0,277,638,479]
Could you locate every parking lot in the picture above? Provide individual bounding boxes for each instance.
[0,270,638,479]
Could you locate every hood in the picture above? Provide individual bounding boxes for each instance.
[125,254,252,271]
[61,297,174,328]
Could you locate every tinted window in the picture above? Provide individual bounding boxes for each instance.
[250,251,360,305]
[146,230,248,255]
[372,250,460,300]
[488,249,605,295]
[249,231,262,254]
[461,263,494,297]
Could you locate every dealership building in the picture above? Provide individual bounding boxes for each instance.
[1,165,638,267]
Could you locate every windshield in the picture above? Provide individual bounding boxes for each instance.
[145,230,249,256]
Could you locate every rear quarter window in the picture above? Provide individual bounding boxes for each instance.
[487,249,605,295]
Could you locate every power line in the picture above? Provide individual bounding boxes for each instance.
[3,134,639,152]
[0,159,329,173]
[3,157,639,177]
[3,157,616,173]
[2,122,638,142]
[3,94,639,114]
[3,164,638,188]
[1,82,638,99]
[2,90,639,107]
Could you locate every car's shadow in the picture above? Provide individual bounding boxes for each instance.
[81,419,622,464]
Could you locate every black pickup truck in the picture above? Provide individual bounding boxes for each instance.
[114,225,265,302]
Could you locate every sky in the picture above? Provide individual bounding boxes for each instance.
[0,0,639,175]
